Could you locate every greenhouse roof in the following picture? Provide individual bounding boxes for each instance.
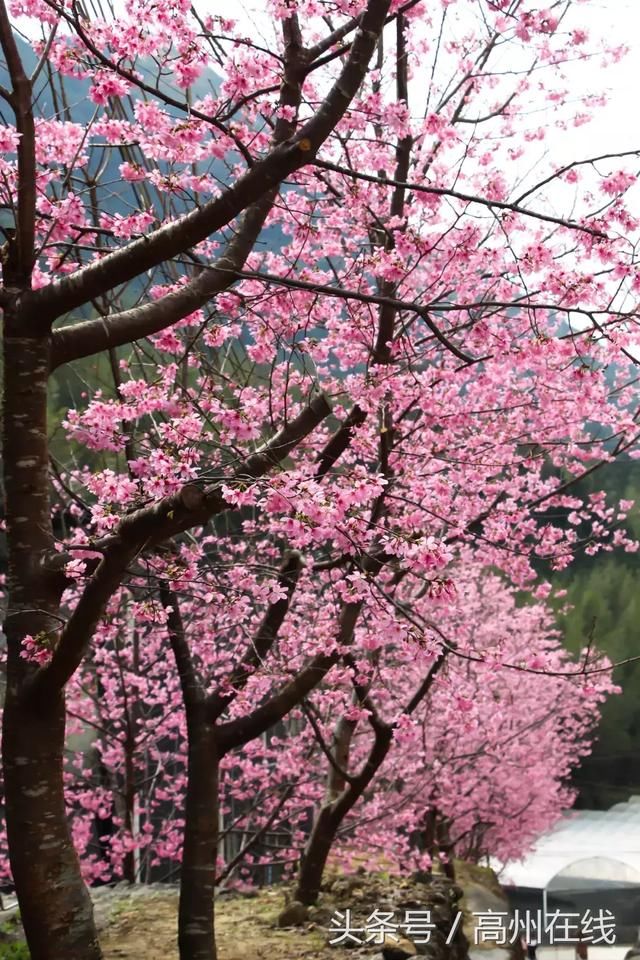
[495,797,640,890]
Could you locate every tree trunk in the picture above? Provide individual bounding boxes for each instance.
[326,715,357,802]
[295,721,393,905]
[178,716,220,960]
[2,316,103,959]
[421,806,438,873]
[436,818,456,881]
[295,805,340,906]
[295,712,357,904]
[122,731,137,885]
[2,692,103,960]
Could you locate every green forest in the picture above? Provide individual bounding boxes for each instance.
[552,461,640,808]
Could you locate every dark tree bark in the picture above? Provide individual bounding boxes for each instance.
[3,695,102,959]
[163,593,221,960]
[294,649,447,906]
[1,316,103,957]
[178,717,220,960]
[161,564,368,960]
[436,817,456,881]
[163,553,316,960]
[294,709,393,906]
[0,8,103,949]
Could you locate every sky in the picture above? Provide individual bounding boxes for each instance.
[225,0,640,177]
[549,0,639,160]
[9,0,640,182]
[10,0,640,147]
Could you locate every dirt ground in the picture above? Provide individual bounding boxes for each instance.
[0,862,504,959]
[100,887,346,960]
[97,864,505,960]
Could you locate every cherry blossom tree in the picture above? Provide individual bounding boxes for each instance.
[293,571,617,890]
[34,566,615,910]
[2,0,640,958]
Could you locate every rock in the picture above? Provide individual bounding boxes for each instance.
[415,933,448,959]
[381,936,418,959]
[331,879,351,899]
[0,904,24,944]
[469,950,512,960]
[308,904,333,925]
[461,879,515,960]
[463,882,508,915]
[330,875,366,899]
[412,870,434,885]
[396,898,428,911]
[426,891,449,907]
[277,900,309,927]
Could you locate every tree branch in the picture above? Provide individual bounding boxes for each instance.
[313,159,610,238]
[301,700,356,788]
[206,550,304,721]
[0,1,36,285]
[25,393,331,699]
[160,586,203,712]
[217,651,338,754]
[404,647,448,715]
[215,780,298,885]
[30,0,392,321]
[315,405,367,479]
[50,12,310,367]
[514,149,640,206]
[50,192,275,367]
[62,0,253,164]
[217,597,366,753]
[233,268,478,364]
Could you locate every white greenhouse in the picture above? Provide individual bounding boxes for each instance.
[495,797,640,946]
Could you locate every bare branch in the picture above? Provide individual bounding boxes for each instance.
[514,149,640,206]
[30,21,59,86]
[313,159,610,238]
[0,0,36,285]
[160,587,203,712]
[233,268,479,364]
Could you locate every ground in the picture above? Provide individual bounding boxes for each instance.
[97,867,468,959]
[100,887,335,960]
[0,865,500,959]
